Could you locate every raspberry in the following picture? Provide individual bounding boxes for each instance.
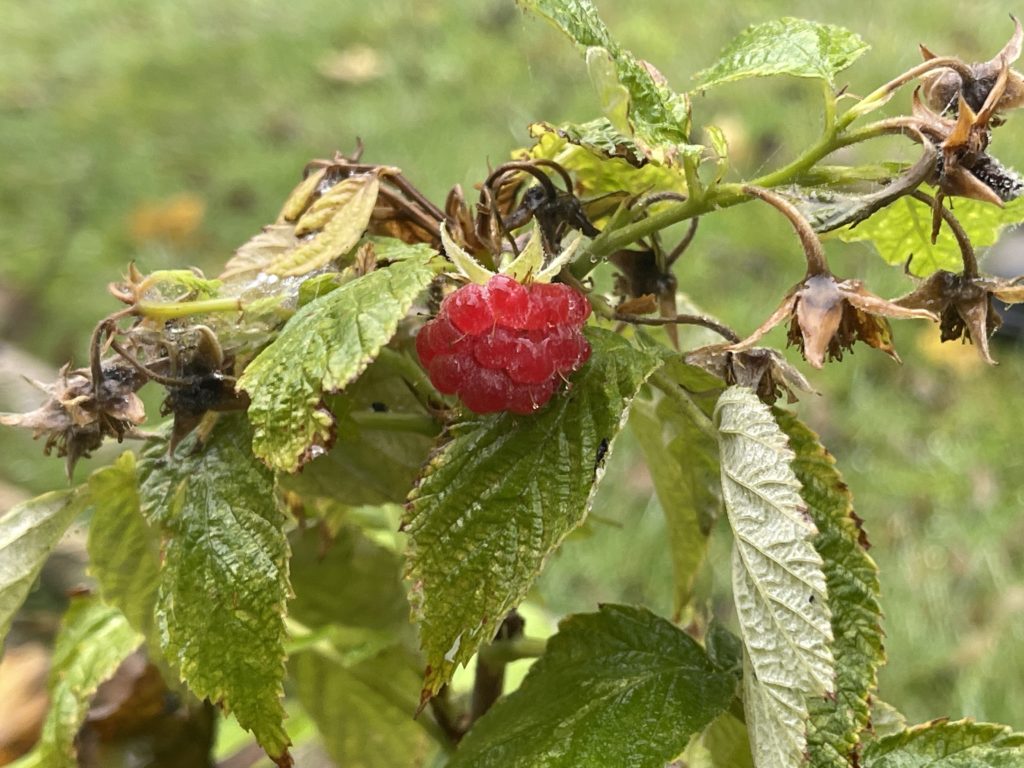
[416,275,592,414]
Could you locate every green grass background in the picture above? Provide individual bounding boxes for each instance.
[2,0,1023,737]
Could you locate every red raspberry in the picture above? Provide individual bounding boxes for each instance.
[416,275,592,414]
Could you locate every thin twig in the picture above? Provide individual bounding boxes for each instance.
[666,218,699,266]
[614,312,739,342]
[910,190,979,277]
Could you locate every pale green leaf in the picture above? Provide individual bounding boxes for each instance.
[442,222,494,283]
[85,452,160,642]
[501,222,545,281]
[0,490,82,641]
[138,415,291,760]
[278,357,437,506]
[585,47,631,135]
[267,173,380,276]
[630,395,719,619]
[450,605,739,768]
[519,0,696,162]
[867,700,907,742]
[238,254,436,472]
[31,598,141,768]
[527,122,685,201]
[703,712,755,768]
[404,328,662,694]
[714,386,834,768]
[289,526,435,767]
[291,648,432,768]
[863,719,1024,767]
[777,411,884,768]
[833,192,1024,277]
[694,18,869,89]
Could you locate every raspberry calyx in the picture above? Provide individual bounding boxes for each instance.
[417,275,591,414]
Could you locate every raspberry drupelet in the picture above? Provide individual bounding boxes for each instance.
[416,275,591,414]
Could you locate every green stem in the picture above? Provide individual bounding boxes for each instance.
[477,636,547,668]
[135,297,242,320]
[650,367,717,442]
[349,410,439,436]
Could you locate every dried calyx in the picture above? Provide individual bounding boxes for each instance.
[729,186,936,368]
[895,191,1024,364]
[686,345,815,405]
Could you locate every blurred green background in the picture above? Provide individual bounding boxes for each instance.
[2,0,1023,744]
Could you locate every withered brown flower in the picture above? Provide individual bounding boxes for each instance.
[730,187,937,368]
[686,344,815,405]
[919,16,1024,115]
[0,363,146,478]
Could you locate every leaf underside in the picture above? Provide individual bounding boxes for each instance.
[714,386,834,767]
[863,719,1024,767]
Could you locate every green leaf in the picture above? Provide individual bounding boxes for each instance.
[694,18,869,89]
[85,452,160,642]
[450,605,738,768]
[777,411,884,767]
[714,386,834,768]
[630,394,720,619]
[238,254,436,472]
[288,525,435,766]
[279,357,437,506]
[31,598,141,768]
[703,712,755,768]
[519,0,697,162]
[527,122,685,200]
[291,647,433,768]
[0,489,82,641]
[138,415,291,760]
[863,719,1024,767]
[867,700,907,742]
[832,193,1024,277]
[404,328,662,694]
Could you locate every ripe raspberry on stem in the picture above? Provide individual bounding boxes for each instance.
[418,274,591,414]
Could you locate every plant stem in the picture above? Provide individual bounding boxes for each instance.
[650,367,717,442]
[135,297,243,320]
[349,410,439,436]
[470,612,529,725]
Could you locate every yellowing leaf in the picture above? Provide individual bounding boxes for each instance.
[266,174,380,277]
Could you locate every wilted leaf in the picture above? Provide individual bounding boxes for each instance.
[238,253,436,473]
[863,719,1024,767]
[450,605,738,768]
[267,174,381,277]
[694,18,869,89]
[834,192,1024,276]
[519,0,697,162]
[404,329,662,695]
[84,453,160,643]
[0,490,83,640]
[138,416,291,762]
[220,225,300,281]
[630,394,720,618]
[778,411,884,768]
[714,387,834,768]
[24,598,141,768]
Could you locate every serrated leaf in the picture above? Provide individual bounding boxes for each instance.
[289,526,434,767]
[714,386,834,768]
[694,18,869,89]
[138,415,291,761]
[220,224,301,281]
[0,490,82,641]
[279,167,328,222]
[833,193,1024,277]
[267,174,380,277]
[29,598,141,768]
[630,395,720,619]
[84,452,160,642]
[404,328,662,694]
[238,254,436,472]
[863,719,1024,767]
[519,0,697,163]
[777,411,884,768]
[867,700,907,742]
[450,604,738,768]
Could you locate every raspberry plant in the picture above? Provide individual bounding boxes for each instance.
[4,2,1024,766]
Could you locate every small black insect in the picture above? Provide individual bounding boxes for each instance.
[594,438,610,473]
